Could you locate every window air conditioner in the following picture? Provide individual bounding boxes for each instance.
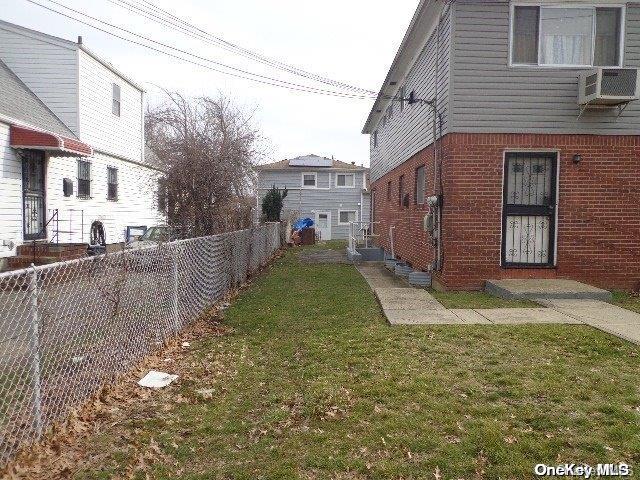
[578,68,640,106]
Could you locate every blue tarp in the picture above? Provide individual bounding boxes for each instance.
[292,217,314,231]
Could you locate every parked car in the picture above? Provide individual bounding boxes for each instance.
[125,226,173,250]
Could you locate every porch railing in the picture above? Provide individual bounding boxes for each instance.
[348,221,380,253]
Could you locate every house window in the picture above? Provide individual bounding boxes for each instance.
[336,173,355,187]
[511,5,623,67]
[415,166,425,205]
[338,210,357,225]
[373,130,378,148]
[77,159,91,198]
[398,174,405,206]
[302,172,317,188]
[107,167,118,201]
[386,181,392,201]
[112,83,121,116]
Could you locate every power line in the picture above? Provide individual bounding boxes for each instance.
[23,0,377,100]
[109,0,376,96]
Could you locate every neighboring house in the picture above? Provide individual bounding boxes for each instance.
[256,155,370,240]
[0,20,163,267]
[363,0,640,291]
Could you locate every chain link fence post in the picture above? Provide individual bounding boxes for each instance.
[28,264,43,439]
[172,252,180,335]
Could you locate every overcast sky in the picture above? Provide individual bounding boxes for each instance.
[1,0,418,166]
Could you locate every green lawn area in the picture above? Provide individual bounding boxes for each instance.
[71,246,639,479]
[612,291,640,314]
[429,289,540,309]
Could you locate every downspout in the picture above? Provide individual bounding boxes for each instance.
[431,0,452,272]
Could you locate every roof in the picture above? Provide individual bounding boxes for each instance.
[362,0,444,134]
[0,59,76,138]
[10,124,93,156]
[257,154,368,171]
[0,19,145,92]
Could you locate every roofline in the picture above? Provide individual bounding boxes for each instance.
[256,165,368,172]
[0,20,145,92]
[361,0,444,134]
[79,45,145,92]
[0,19,76,49]
[0,58,77,138]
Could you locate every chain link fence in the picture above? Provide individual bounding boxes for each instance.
[0,222,284,465]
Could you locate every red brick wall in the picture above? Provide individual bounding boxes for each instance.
[371,132,640,291]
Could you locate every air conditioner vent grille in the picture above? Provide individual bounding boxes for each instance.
[600,69,638,96]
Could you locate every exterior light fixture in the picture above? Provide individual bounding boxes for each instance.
[573,154,582,164]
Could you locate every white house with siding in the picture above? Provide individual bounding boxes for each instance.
[256,155,370,240]
[0,20,162,268]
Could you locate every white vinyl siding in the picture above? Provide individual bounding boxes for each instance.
[78,50,143,162]
[0,23,79,134]
[0,122,24,257]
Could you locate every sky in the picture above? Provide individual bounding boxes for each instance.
[0,0,419,166]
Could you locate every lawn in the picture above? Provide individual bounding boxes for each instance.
[612,291,640,314]
[428,289,540,309]
[26,245,640,479]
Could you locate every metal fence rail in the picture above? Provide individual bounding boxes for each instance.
[0,222,284,465]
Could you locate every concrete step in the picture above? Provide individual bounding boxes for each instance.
[485,278,612,302]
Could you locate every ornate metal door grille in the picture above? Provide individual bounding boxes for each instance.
[502,152,557,267]
[22,150,46,241]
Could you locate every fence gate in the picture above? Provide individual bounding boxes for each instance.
[502,152,557,267]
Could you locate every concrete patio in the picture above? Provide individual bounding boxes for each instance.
[357,264,640,345]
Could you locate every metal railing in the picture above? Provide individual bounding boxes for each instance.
[348,221,380,253]
[0,222,284,466]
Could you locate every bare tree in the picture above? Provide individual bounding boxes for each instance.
[146,92,265,237]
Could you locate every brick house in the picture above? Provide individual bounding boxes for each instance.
[362,0,640,291]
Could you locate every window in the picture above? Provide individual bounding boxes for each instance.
[112,83,121,116]
[415,166,425,205]
[107,167,118,201]
[373,130,378,148]
[77,159,91,198]
[386,181,392,201]
[511,5,623,67]
[398,174,405,206]
[302,172,317,188]
[336,173,355,187]
[338,210,357,225]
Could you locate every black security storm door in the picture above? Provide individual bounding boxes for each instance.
[22,150,47,240]
[502,152,557,267]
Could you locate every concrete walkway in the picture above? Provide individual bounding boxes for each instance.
[356,264,640,345]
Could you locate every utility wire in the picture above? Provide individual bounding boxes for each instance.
[109,0,376,96]
[24,0,377,100]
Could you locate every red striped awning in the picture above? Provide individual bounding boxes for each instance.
[10,125,93,156]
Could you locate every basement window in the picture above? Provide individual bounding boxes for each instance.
[511,5,623,67]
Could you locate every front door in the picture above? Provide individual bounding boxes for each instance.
[22,150,46,240]
[502,152,557,267]
[315,212,331,241]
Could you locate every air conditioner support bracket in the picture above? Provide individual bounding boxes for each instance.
[577,100,631,120]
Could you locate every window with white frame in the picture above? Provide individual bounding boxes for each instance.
[415,165,426,205]
[511,5,624,67]
[338,210,357,225]
[77,159,91,198]
[336,173,355,187]
[302,172,317,188]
